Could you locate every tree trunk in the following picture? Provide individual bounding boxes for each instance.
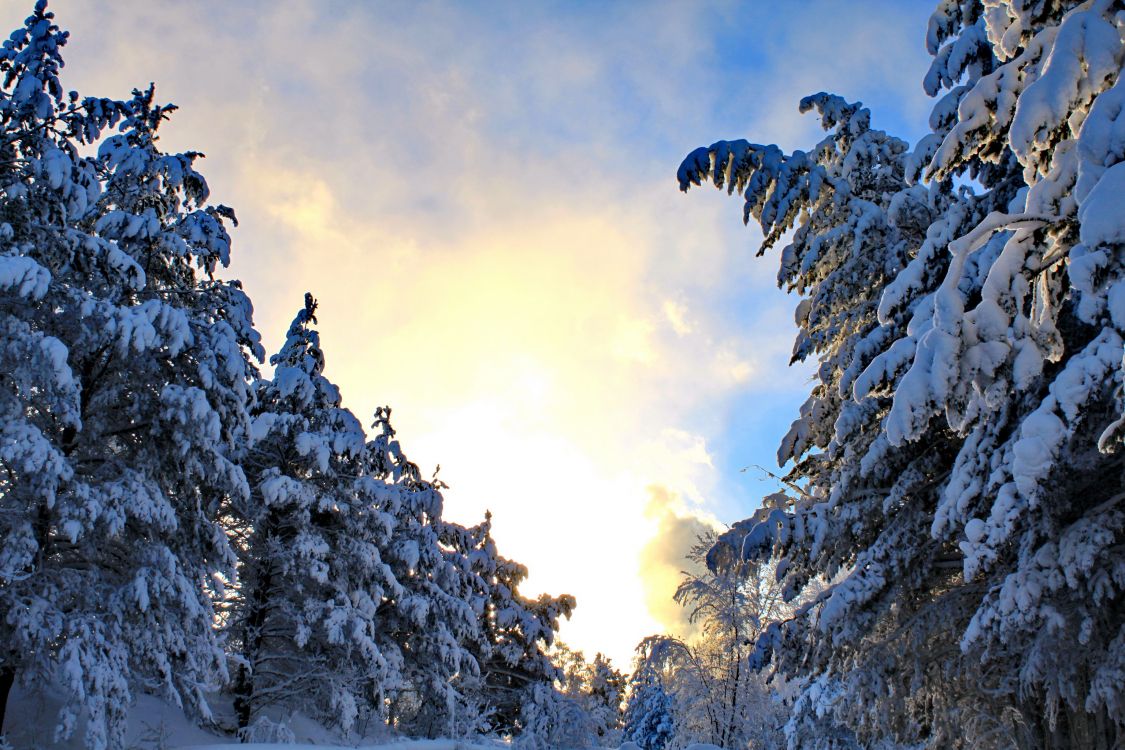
[234,510,280,736]
[0,664,15,736]
[234,556,274,734]
[233,661,253,734]
[726,648,742,747]
[234,572,271,734]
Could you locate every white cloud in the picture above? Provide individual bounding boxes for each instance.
[638,486,723,640]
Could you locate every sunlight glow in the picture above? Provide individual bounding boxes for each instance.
[42,0,935,668]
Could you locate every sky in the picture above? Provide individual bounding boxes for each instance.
[8,0,938,669]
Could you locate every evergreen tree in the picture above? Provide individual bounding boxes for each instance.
[364,410,484,737]
[680,95,961,745]
[447,511,576,736]
[682,0,1125,747]
[0,4,262,746]
[513,644,626,749]
[230,294,400,736]
[906,6,1125,746]
[0,3,582,746]
[515,682,593,750]
[585,652,627,743]
[623,654,674,750]
[553,645,627,743]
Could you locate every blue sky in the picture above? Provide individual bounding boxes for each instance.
[12,0,939,667]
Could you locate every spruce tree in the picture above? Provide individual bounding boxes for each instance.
[0,4,262,746]
[680,94,967,745]
[231,294,400,736]
[682,1,1125,746]
[623,662,674,750]
[447,511,576,735]
[362,409,484,737]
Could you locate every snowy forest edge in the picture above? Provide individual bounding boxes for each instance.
[2,1,1125,749]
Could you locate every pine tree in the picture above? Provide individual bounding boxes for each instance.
[362,410,484,737]
[680,95,966,745]
[230,294,401,736]
[623,658,674,750]
[0,4,262,746]
[585,653,627,743]
[905,6,1125,746]
[681,0,1125,747]
[516,682,594,750]
[446,511,576,736]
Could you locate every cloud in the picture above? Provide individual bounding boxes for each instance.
[662,299,693,336]
[638,486,721,640]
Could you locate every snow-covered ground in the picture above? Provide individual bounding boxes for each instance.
[188,743,506,750]
[7,684,660,750]
[5,683,404,749]
[5,683,727,750]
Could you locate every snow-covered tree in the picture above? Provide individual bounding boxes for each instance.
[445,512,576,736]
[511,643,626,749]
[229,294,401,736]
[623,649,675,750]
[360,411,484,738]
[231,307,574,744]
[628,535,791,750]
[682,0,1125,747]
[907,6,1125,747]
[585,652,627,743]
[676,534,791,749]
[515,682,595,750]
[0,3,592,746]
[556,649,626,744]
[0,4,262,747]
